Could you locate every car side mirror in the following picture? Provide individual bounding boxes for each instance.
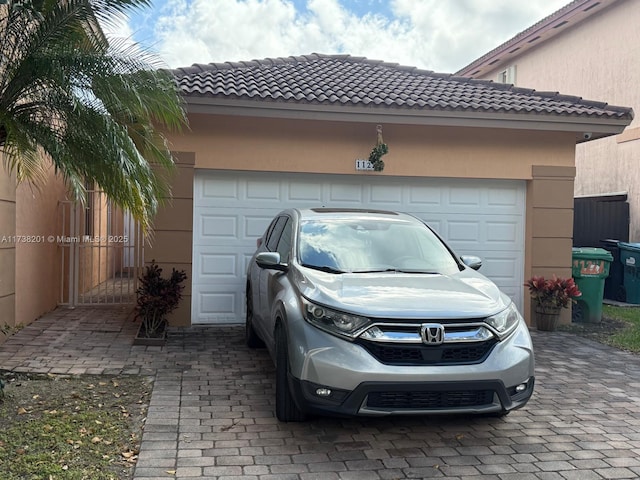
[461,255,482,271]
[256,252,288,272]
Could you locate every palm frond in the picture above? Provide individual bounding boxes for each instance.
[0,0,188,231]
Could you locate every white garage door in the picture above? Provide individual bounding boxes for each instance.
[192,170,525,324]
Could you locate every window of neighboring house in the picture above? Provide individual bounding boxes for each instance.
[497,65,517,85]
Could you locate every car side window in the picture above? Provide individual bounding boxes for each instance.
[276,218,292,263]
[266,216,287,252]
[262,218,279,248]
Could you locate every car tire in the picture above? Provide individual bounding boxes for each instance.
[275,325,306,422]
[245,287,264,348]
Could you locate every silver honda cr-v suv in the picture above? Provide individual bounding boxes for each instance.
[245,208,534,422]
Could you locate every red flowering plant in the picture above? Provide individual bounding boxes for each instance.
[525,275,581,313]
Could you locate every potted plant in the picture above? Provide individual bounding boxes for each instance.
[525,275,581,331]
[134,260,187,345]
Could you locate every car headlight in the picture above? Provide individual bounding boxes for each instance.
[485,302,522,339]
[302,298,371,340]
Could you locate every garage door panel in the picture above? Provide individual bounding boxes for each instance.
[369,184,403,205]
[486,220,522,246]
[198,252,237,277]
[449,187,481,206]
[195,249,257,279]
[197,214,237,242]
[408,187,442,206]
[288,182,323,202]
[199,176,238,200]
[195,210,274,248]
[446,221,481,244]
[192,171,525,324]
[194,287,242,323]
[246,178,280,198]
[482,257,520,282]
[488,187,522,208]
[328,183,366,203]
[415,216,522,254]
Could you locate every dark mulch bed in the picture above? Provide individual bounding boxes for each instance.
[558,315,629,343]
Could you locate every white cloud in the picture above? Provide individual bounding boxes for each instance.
[147,0,569,72]
[390,0,569,71]
[100,9,134,39]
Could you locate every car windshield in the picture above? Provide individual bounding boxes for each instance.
[297,217,461,274]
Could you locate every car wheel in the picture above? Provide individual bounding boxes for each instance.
[275,325,306,422]
[245,287,264,348]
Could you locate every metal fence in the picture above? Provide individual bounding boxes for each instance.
[58,191,143,306]
[573,194,629,247]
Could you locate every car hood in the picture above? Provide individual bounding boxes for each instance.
[295,267,510,319]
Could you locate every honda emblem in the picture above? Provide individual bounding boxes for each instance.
[421,323,445,345]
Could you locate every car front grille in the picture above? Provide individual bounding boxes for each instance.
[366,389,495,410]
[357,339,497,366]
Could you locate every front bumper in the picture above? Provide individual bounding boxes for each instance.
[286,319,535,417]
[290,375,534,417]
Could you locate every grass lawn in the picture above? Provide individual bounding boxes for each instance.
[559,303,640,353]
[0,373,151,480]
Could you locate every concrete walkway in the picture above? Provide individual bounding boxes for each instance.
[2,305,640,479]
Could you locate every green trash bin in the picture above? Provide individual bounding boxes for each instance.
[571,247,613,322]
[618,242,640,304]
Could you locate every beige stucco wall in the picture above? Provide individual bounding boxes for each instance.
[159,113,577,326]
[15,168,67,326]
[526,166,576,325]
[476,0,640,240]
[144,151,194,327]
[167,114,575,178]
[0,166,16,336]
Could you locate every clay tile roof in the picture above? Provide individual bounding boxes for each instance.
[172,53,633,121]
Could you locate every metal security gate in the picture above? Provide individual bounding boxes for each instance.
[58,191,143,306]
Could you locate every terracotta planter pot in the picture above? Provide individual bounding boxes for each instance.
[535,305,562,331]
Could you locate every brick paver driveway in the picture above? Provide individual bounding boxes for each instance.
[1,306,640,479]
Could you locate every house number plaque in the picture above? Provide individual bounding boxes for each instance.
[355,159,374,171]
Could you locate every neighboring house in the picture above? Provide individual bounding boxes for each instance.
[147,53,631,327]
[456,0,640,242]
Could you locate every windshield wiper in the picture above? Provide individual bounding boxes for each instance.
[300,264,345,274]
[354,268,441,274]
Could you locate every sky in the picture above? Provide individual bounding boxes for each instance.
[118,0,571,73]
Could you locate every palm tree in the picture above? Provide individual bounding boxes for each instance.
[0,0,187,230]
